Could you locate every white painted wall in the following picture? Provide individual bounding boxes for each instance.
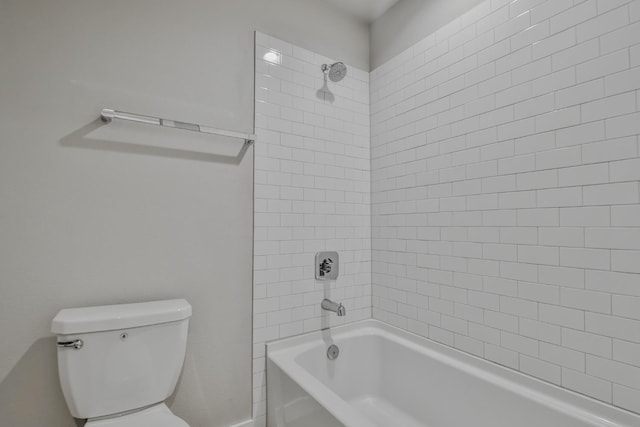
[370,0,485,69]
[252,32,371,426]
[0,1,367,427]
[371,0,640,415]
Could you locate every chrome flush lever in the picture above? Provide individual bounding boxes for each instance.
[57,339,83,349]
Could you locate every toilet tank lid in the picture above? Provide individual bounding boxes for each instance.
[51,299,192,335]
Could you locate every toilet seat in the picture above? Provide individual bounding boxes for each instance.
[85,403,189,427]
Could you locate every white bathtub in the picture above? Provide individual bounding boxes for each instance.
[267,320,640,427]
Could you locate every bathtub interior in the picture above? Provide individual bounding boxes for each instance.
[269,321,640,427]
[293,333,428,427]
[292,332,418,426]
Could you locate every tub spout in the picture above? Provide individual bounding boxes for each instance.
[321,298,346,316]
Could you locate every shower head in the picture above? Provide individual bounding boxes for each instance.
[321,62,348,82]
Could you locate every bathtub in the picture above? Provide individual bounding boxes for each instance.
[266,320,640,427]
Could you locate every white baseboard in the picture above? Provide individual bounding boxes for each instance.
[229,419,254,427]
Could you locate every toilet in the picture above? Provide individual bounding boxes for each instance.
[51,299,192,426]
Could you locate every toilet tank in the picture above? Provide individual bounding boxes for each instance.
[51,299,192,419]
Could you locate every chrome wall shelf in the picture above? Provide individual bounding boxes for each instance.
[100,108,256,145]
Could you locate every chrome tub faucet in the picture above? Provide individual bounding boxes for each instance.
[321,298,346,316]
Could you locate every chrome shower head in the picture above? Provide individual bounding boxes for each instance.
[321,62,348,82]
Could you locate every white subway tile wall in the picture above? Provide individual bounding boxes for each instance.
[253,33,371,423]
[370,0,640,415]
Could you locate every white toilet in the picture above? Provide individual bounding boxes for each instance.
[51,299,192,427]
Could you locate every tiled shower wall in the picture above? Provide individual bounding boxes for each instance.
[253,33,371,423]
[371,0,640,414]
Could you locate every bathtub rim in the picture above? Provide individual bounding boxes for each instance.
[267,319,640,427]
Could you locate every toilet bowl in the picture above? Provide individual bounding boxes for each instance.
[52,299,192,426]
[85,403,189,427]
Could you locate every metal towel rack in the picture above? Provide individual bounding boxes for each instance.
[100,108,256,145]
